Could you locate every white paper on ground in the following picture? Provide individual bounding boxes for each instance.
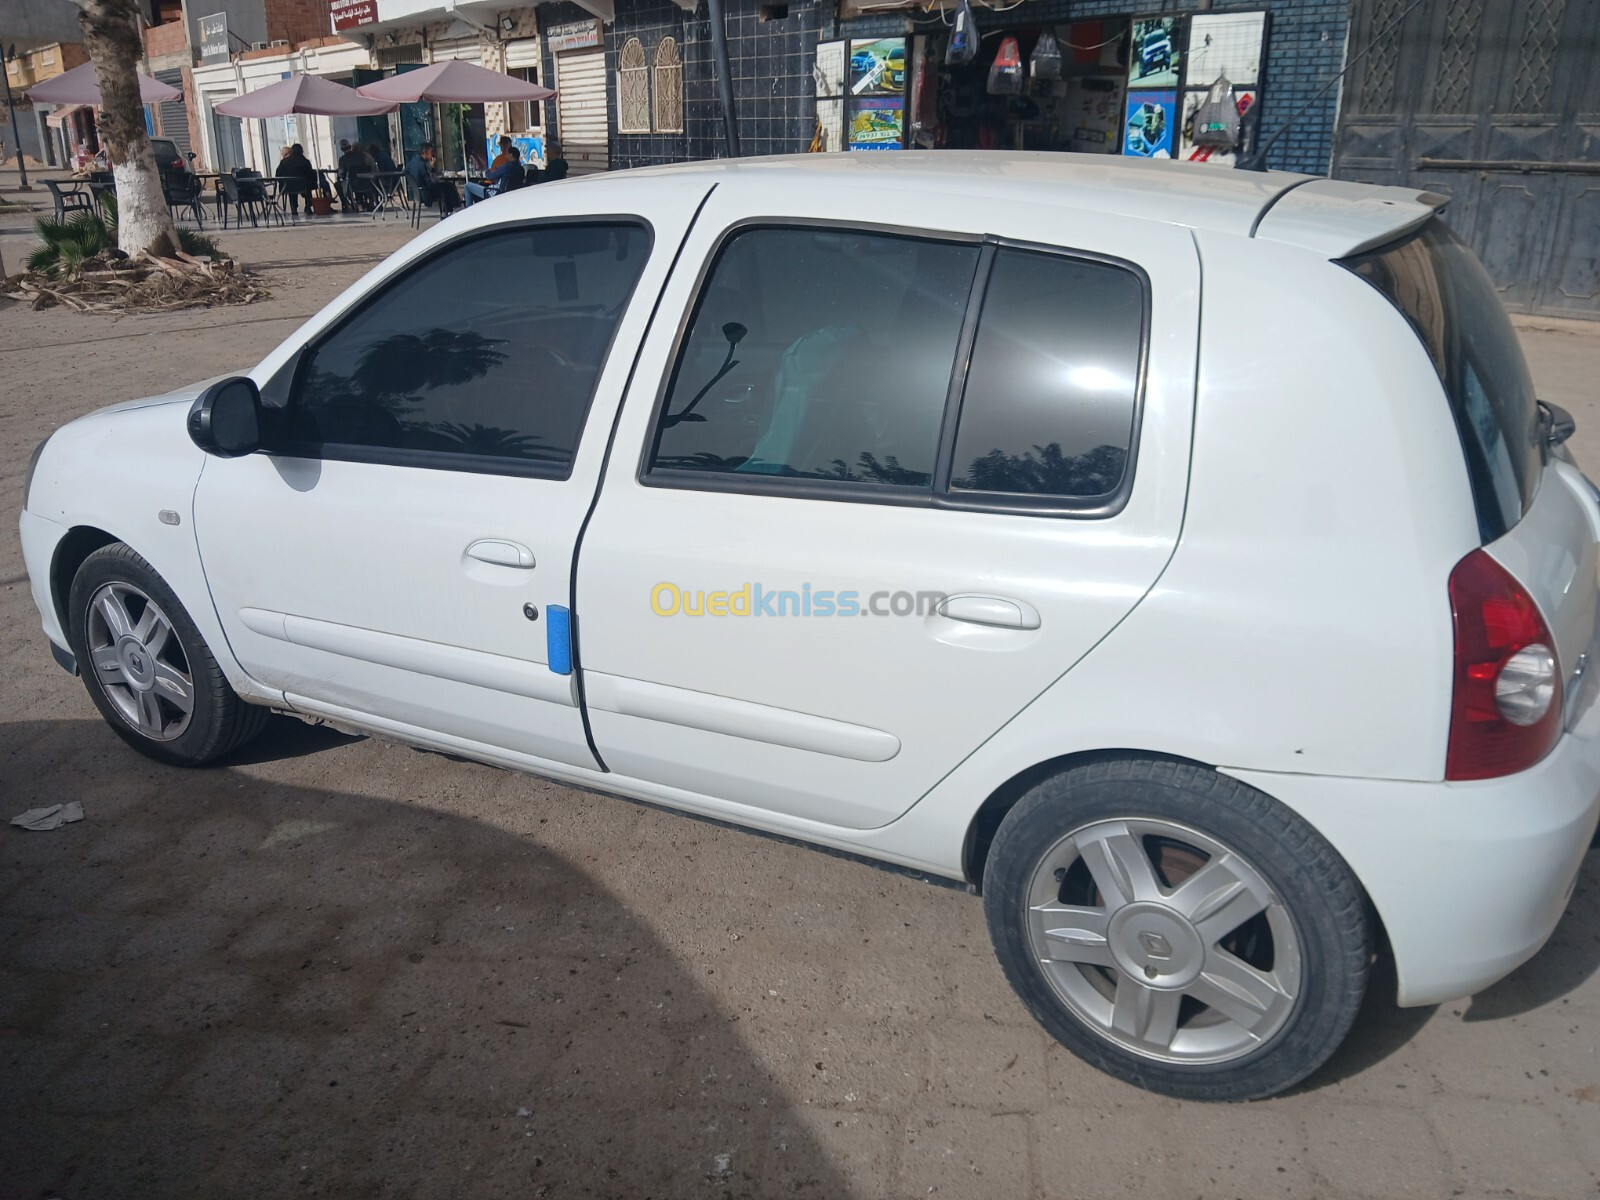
[10,802,85,831]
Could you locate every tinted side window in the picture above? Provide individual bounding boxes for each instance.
[950,249,1144,500]
[649,227,979,488]
[287,223,649,475]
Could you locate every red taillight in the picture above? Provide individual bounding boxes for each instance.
[1446,548,1563,780]
[172,159,184,169]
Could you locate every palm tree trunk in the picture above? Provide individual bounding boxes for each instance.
[76,0,178,258]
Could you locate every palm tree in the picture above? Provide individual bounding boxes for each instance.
[73,0,179,258]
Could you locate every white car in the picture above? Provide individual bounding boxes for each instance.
[21,154,1600,1101]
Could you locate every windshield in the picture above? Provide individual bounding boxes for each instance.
[1344,218,1541,543]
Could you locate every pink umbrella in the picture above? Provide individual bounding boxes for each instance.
[355,60,556,103]
[26,61,181,106]
[215,75,398,118]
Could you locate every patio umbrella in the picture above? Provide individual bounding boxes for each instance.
[214,75,399,118]
[355,60,556,104]
[26,61,181,106]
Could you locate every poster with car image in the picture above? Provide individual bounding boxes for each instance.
[850,38,906,95]
[1129,17,1181,89]
[1123,90,1175,158]
[849,97,905,149]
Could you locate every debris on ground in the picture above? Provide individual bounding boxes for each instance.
[11,802,84,831]
[1,249,268,313]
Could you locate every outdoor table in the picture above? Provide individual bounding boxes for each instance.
[361,171,407,219]
[190,172,226,222]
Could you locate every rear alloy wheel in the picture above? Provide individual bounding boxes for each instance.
[69,543,267,766]
[984,758,1371,1101]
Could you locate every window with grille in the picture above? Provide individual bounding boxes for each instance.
[507,66,542,132]
[617,37,651,134]
[653,37,684,134]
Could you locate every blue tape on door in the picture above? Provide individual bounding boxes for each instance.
[546,605,572,676]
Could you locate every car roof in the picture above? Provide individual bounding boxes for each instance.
[557,152,1446,258]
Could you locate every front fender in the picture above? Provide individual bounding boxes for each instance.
[24,394,277,705]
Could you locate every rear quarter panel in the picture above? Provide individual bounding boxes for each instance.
[857,232,1483,874]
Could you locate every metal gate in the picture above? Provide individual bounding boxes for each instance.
[1332,0,1600,319]
[555,48,609,174]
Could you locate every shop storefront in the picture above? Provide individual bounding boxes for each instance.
[191,38,386,176]
[822,5,1272,167]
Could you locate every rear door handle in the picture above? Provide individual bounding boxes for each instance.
[465,539,535,569]
[936,594,1041,630]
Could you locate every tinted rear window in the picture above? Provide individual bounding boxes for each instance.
[1344,219,1540,542]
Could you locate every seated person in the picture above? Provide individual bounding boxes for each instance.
[489,136,515,172]
[274,142,318,216]
[405,142,461,214]
[337,138,376,209]
[465,146,525,204]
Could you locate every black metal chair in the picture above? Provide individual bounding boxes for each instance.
[163,173,206,228]
[221,173,260,228]
[44,179,92,224]
[232,170,284,228]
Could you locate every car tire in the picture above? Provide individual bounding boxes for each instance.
[983,756,1371,1101]
[68,542,268,767]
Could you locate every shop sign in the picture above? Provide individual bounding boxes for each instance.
[545,19,602,52]
[199,13,229,63]
[331,0,379,32]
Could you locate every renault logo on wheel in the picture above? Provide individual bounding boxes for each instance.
[1138,931,1174,960]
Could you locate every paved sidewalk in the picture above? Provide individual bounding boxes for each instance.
[1,201,1598,1200]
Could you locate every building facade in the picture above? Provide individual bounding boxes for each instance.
[1330,0,1600,320]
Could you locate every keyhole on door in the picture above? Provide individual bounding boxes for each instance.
[523,603,539,621]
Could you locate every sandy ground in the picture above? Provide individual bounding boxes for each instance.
[2,205,1599,1200]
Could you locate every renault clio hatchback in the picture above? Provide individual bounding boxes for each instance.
[21,155,1600,1101]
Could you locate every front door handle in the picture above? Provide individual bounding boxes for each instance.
[465,539,535,569]
[936,594,1041,630]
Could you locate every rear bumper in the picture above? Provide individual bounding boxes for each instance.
[19,509,69,653]
[1227,688,1600,1008]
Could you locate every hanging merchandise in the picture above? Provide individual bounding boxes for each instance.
[988,35,1024,95]
[1030,30,1063,81]
[947,0,978,65]
[1192,73,1241,148]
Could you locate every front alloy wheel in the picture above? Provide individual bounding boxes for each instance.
[83,582,195,742]
[69,542,267,766]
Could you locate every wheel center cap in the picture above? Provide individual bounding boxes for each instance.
[118,636,156,690]
[1106,902,1204,990]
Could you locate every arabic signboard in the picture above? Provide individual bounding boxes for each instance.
[545,19,602,52]
[331,0,379,32]
[199,13,229,63]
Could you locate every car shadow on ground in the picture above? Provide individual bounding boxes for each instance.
[0,719,854,1200]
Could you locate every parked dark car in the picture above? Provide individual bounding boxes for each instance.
[149,138,193,193]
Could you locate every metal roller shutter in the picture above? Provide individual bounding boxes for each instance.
[505,39,542,70]
[430,39,482,64]
[154,68,191,156]
[555,48,608,174]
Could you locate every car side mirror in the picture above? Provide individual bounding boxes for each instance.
[188,376,263,458]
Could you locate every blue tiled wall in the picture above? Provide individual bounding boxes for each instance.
[602,0,1349,176]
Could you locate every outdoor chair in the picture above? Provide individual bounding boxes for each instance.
[235,170,285,228]
[164,174,206,229]
[44,179,93,224]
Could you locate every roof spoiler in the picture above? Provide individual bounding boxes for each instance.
[1252,180,1451,259]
